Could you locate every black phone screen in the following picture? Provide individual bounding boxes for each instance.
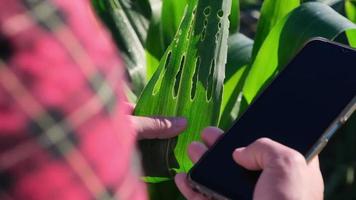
[189,39,356,200]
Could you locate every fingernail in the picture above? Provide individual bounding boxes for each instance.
[175,117,187,128]
[233,148,245,159]
[190,141,202,146]
[234,147,245,153]
[175,173,187,179]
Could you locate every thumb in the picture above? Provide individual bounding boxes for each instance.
[232,147,263,171]
[131,116,187,140]
[232,138,305,171]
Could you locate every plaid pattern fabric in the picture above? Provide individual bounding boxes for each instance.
[0,0,147,199]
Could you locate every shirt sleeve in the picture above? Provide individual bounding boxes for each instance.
[0,0,147,199]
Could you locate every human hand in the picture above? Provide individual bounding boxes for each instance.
[127,103,187,140]
[175,128,324,200]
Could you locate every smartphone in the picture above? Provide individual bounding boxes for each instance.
[188,38,356,200]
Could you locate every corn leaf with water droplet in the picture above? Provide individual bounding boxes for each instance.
[134,0,231,182]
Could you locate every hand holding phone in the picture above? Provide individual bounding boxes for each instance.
[175,128,324,200]
[180,39,356,199]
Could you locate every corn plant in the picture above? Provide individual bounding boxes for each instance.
[136,0,231,183]
[93,0,356,199]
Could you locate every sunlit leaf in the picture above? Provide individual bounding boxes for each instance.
[161,0,188,47]
[251,0,300,59]
[145,0,165,80]
[229,0,240,33]
[145,0,188,80]
[345,0,356,47]
[135,0,231,182]
[243,2,356,103]
[219,33,253,130]
[346,0,356,21]
[146,0,241,81]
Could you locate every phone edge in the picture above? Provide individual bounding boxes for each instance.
[305,96,356,162]
[187,173,231,200]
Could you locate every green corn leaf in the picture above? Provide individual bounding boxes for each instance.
[346,0,356,21]
[146,0,187,80]
[303,0,345,14]
[219,33,253,130]
[345,0,356,47]
[146,0,240,81]
[229,0,240,33]
[147,180,181,200]
[92,0,150,96]
[303,0,343,5]
[145,0,240,81]
[160,0,239,45]
[251,0,300,59]
[243,2,356,104]
[146,46,162,81]
[161,0,188,48]
[135,0,231,182]
[145,0,165,80]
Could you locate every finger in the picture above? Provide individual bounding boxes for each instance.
[175,173,207,200]
[132,116,187,140]
[232,138,305,171]
[125,102,135,114]
[308,156,320,169]
[201,127,223,147]
[188,142,208,163]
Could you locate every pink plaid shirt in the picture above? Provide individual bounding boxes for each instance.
[0,0,147,199]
